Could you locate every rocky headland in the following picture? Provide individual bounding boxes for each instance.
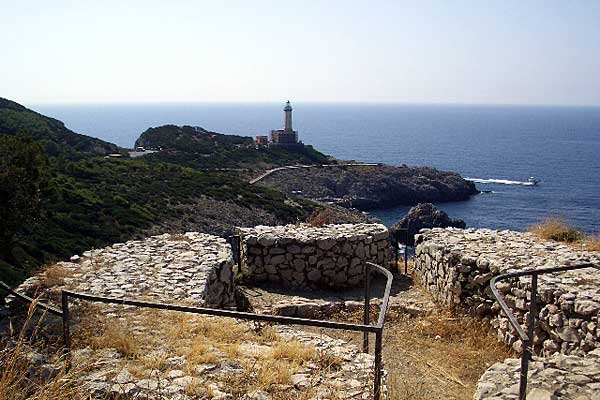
[254,163,478,210]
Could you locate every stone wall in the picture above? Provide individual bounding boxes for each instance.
[414,228,600,356]
[474,349,600,399]
[8,232,236,309]
[236,223,390,288]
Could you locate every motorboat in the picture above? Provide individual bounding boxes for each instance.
[527,177,540,186]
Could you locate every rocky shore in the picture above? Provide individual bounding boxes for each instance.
[255,164,477,210]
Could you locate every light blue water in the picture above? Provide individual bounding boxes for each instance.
[32,103,600,234]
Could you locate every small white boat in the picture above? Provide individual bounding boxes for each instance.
[527,177,540,186]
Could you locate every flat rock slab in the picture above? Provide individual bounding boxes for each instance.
[475,349,600,400]
[10,232,236,308]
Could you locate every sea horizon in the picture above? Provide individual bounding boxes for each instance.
[32,102,600,234]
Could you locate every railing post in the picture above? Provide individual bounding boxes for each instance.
[373,328,383,400]
[519,272,538,400]
[61,291,71,369]
[404,222,411,274]
[393,234,399,271]
[228,235,242,273]
[363,262,371,353]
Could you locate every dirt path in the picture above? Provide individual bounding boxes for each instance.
[245,271,513,400]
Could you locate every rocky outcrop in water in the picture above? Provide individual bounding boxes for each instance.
[390,203,466,246]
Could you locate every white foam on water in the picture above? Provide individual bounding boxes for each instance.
[465,178,535,186]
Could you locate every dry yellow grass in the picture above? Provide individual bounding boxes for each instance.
[39,265,72,288]
[89,322,140,358]
[0,302,85,400]
[384,310,512,400]
[528,217,584,243]
[271,340,318,365]
[584,232,600,251]
[69,308,339,397]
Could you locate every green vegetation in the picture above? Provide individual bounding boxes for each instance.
[0,97,122,159]
[136,124,330,169]
[0,99,321,286]
[0,136,49,256]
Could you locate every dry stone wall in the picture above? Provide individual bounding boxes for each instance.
[8,232,236,309]
[474,349,600,400]
[236,223,390,288]
[414,228,600,356]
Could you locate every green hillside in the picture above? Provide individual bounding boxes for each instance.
[0,100,319,286]
[136,124,330,169]
[0,98,123,159]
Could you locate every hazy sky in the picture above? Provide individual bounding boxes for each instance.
[2,1,600,106]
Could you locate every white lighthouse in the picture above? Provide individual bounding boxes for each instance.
[270,100,300,146]
[284,100,293,131]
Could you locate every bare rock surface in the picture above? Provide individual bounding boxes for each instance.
[10,232,236,309]
[474,349,600,400]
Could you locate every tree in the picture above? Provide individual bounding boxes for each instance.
[0,135,49,255]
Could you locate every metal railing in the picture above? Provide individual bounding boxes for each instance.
[489,263,600,400]
[56,261,392,399]
[391,223,411,273]
[0,280,62,316]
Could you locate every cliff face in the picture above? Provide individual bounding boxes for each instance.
[257,164,478,210]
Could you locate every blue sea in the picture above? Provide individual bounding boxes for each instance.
[32,103,600,234]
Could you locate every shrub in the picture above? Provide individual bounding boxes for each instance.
[528,217,584,243]
[585,232,600,251]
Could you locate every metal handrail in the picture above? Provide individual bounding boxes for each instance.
[0,280,63,316]
[60,261,392,400]
[489,263,600,400]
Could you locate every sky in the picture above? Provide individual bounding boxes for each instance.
[2,0,600,106]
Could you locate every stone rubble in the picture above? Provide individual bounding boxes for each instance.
[474,348,600,400]
[9,232,236,309]
[414,228,600,356]
[236,223,390,288]
[15,321,382,400]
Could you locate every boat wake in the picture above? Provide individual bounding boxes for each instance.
[466,178,536,186]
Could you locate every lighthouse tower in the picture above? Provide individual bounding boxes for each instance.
[284,100,293,131]
[269,100,300,146]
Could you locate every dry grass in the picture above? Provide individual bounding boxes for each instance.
[583,232,600,251]
[528,217,584,243]
[89,322,140,358]
[69,308,340,397]
[271,340,318,365]
[38,265,72,288]
[0,302,85,400]
[529,217,600,252]
[384,310,512,400]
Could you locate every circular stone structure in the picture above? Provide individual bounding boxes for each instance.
[236,223,390,288]
[10,232,236,309]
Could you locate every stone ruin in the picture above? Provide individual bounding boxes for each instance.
[235,223,390,288]
[413,227,600,399]
[11,232,237,309]
[3,224,392,400]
